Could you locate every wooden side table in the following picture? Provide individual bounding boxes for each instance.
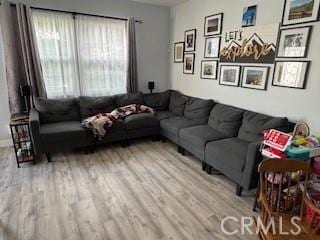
[9,114,35,168]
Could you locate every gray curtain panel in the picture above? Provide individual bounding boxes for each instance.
[126,17,138,93]
[0,1,46,114]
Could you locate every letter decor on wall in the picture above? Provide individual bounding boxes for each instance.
[219,24,279,64]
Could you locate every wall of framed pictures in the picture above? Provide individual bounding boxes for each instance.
[170,0,320,132]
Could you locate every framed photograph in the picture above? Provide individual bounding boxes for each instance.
[183,53,195,74]
[201,60,218,80]
[282,0,320,26]
[277,26,312,58]
[184,29,197,52]
[219,65,241,86]
[242,5,257,27]
[204,13,223,36]
[241,66,269,90]
[272,61,310,89]
[174,42,184,63]
[204,37,221,58]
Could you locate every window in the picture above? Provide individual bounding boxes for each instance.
[33,10,127,98]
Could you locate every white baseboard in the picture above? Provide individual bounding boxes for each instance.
[0,139,12,147]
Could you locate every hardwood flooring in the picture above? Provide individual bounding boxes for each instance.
[0,140,256,240]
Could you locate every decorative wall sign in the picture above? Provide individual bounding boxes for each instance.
[219,65,241,86]
[277,26,312,58]
[219,24,279,64]
[282,0,320,26]
[242,5,257,27]
[241,66,269,90]
[272,61,310,89]
[201,60,218,80]
[174,42,184,63]
[183,53,195,74]
[204,13,223,36]
[204,37,220,58]
[184,29,197,52]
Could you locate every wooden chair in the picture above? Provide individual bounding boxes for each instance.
[253,158,320,240]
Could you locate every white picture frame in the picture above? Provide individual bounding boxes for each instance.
[174,42,184,63]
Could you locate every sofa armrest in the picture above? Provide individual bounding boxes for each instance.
[29,108,41,155]
[241,140,262,190]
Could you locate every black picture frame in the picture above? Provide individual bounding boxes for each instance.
[174,42,185,63]
[276,26,312,58]
[204,13,224,36]
[184,29,197,52]
[219,65,242,87]
[204,36,221,58]
[281,0,320,26]
[242,5,257,28]
[241,66,270,91]
[200,60,219,80]
[183,53,195,74]
[272,60,311,89]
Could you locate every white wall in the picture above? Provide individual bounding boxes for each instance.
[170,0,320,132]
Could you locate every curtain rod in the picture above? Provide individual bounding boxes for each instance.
[1,2,143,23]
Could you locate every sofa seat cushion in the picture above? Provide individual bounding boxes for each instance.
[40,121,92,143]
[79,96,114,119]
[205,138,249,177]
[179,125,228,160]
[155,111,176,120]
[124,113,159,130]
[143,90,171,111]
[160,117,199,140]
[184,97,214,124]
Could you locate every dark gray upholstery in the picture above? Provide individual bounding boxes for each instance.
[124,113,159,130]
[179,125,227,160]
[114,92,143,107]
[238,111,288,142]
[29,108,41,155]
[184,97,215,124]
[155,111,176,120]
[169,91,188,116]
[208,104,244,137]
[35,98,80,123]
[143,90,171,111]
[79,96,114,119]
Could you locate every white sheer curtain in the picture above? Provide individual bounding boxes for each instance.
[33,10,80,98]
[32,10,127,98]
[76,15,127,96]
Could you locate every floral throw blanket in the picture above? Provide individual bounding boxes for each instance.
[82,104,154,138]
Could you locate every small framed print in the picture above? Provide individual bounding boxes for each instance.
[241,66,269,90]
[272,61,310,89]
[184,29,197,52]
[204,13,223,36]
[242,5,257,27]
[277,26,312,58]
[282,0,320,26]
[204,37,221,58]
[219,65,241,87]
[201,60,218,80]
[183,53,195,74]
[174,42,184,63]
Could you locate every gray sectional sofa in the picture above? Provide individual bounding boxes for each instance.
[29,89,290,196]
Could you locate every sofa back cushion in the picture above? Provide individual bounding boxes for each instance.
[184,97,215,124]
[114,92,143,108]
[79,96,114,119]
[238,111,288,142]
[208,104,244,137]
[143,90,171,111]
[35,98,80,124]
[169,91,188,116]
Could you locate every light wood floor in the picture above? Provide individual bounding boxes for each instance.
[0,140,257,240]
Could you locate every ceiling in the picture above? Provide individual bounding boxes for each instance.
[131,0,188,7]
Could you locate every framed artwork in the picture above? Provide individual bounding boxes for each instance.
[184,29,197,52]
[277,26,312,58]
[282,0,320,26]
[242,5,257,27]
[174,42,184,63]
[204,13,223,36]
[219,65,241,86]
[183,53,195,74]
[272,61,310,89]
[204,37,221,58]
[241,66,269,90]
[201,60,218,80]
